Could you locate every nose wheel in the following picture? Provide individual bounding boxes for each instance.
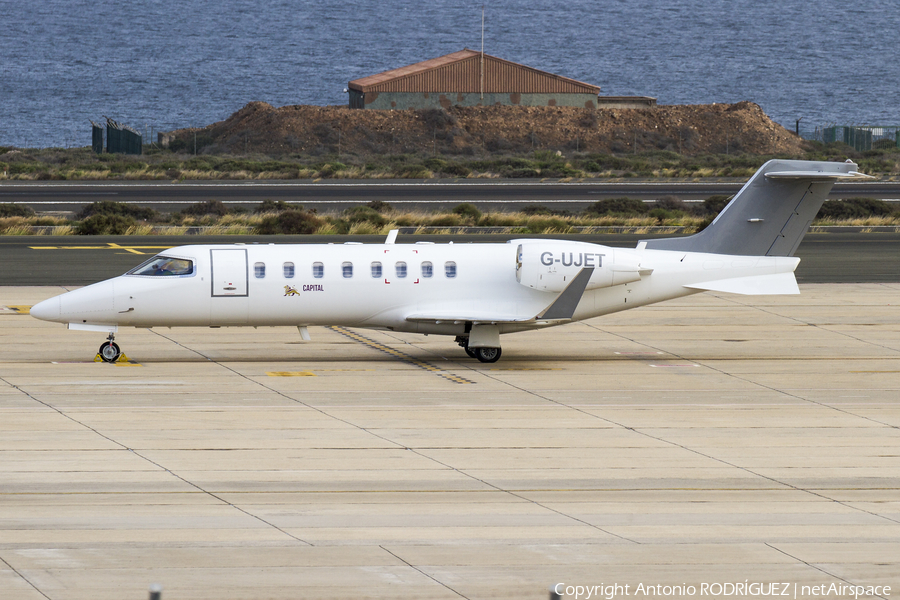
[98,333,121,363]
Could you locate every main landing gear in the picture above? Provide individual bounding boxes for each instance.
[98,332,121,363]
[456,336,502,363]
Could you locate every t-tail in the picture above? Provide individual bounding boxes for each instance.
[642,159,872,256]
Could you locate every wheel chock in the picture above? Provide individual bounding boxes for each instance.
[93,353,132,364]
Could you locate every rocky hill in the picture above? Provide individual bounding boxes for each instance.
[169,101,806,157]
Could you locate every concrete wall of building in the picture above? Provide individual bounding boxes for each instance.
[350,90,600,110]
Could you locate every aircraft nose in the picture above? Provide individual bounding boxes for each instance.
[30,297,61,322]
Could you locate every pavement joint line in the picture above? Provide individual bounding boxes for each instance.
[144,328,624,547]
[0,553,50,600]
[764,543,890,600]
[0,367,314,547]
[370,330,643,545]
[708,291,900,431]
[582,321,900,527]
[374,318,900,536]
[379,546,471,599]
[329,326,475,384]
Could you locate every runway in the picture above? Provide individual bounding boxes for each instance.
[2,179,899,214]
[1,284,898,599]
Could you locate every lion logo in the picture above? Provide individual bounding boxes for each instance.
[284,285,300,296]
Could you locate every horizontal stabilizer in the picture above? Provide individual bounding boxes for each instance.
[764,170,873,180]
[684,272,799,295]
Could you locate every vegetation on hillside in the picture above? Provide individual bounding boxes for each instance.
[1,140,899,182]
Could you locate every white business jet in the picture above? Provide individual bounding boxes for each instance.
[31,160,869,363]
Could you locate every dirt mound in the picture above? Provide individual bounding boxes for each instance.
[171,100,806,157]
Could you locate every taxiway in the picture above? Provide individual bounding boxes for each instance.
[1,284,898,599]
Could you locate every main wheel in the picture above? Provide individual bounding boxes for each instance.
[465,346,478,359]
[99,341,121,363]
[475,347,501,363]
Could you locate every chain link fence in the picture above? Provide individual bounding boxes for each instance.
[800,124,900,151]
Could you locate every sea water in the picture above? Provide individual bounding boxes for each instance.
[1,0,897,148]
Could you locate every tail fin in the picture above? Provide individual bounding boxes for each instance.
[641,160,872,256]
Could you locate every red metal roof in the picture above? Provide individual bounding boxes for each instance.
[349,49,600,95]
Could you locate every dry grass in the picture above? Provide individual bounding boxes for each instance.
[196,224,254,235]
[0,216,70,235]
[125,224,155,235]
[813,216,898,227]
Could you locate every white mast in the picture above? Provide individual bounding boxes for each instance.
[480,5,484,101]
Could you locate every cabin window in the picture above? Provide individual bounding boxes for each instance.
[283,262,295,278]
[421,261,433,278]
[396,261,407,278]
[128,256,194,277]
[254,262,266,278]
[371,261,382,278]
[342,261,353,278]
[445,261,457,278]
[312,262,324,278]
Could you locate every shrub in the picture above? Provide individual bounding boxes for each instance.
[522,204,552,216]
[76,214,136,235]
[817,197,894,220]
[654,196,687,212]
[255,199,293,213]
[506,167,540,178]
[256,209,322,234]
[649,208,677,223]
[443,163,470,177]
[178,199,230,217]
[317,162,346,178]
[525,216,572,234]
[452,203,482,222]
[584,197,648,216]
[366,199,392,213]
[0,203,35,217]
[428,214,463,227]
[77,200,159,221]
[396,164,431,179]
[344,205,386,226]
[701,195,731,216]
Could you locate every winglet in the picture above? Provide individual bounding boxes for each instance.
[384,229,398,244]
[537,268,594,320]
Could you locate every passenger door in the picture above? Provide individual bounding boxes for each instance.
[210,248,249,324]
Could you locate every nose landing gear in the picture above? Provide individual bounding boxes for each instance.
[98,333,122,363]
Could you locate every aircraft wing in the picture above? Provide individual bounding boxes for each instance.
[405,267,595,325]
[405,312,552,325]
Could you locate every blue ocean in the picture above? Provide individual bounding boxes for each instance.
[1,0,897,149]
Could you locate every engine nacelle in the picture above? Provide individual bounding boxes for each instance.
[515,240,645,292]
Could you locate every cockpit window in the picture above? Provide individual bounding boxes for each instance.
[128,256,194,277]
